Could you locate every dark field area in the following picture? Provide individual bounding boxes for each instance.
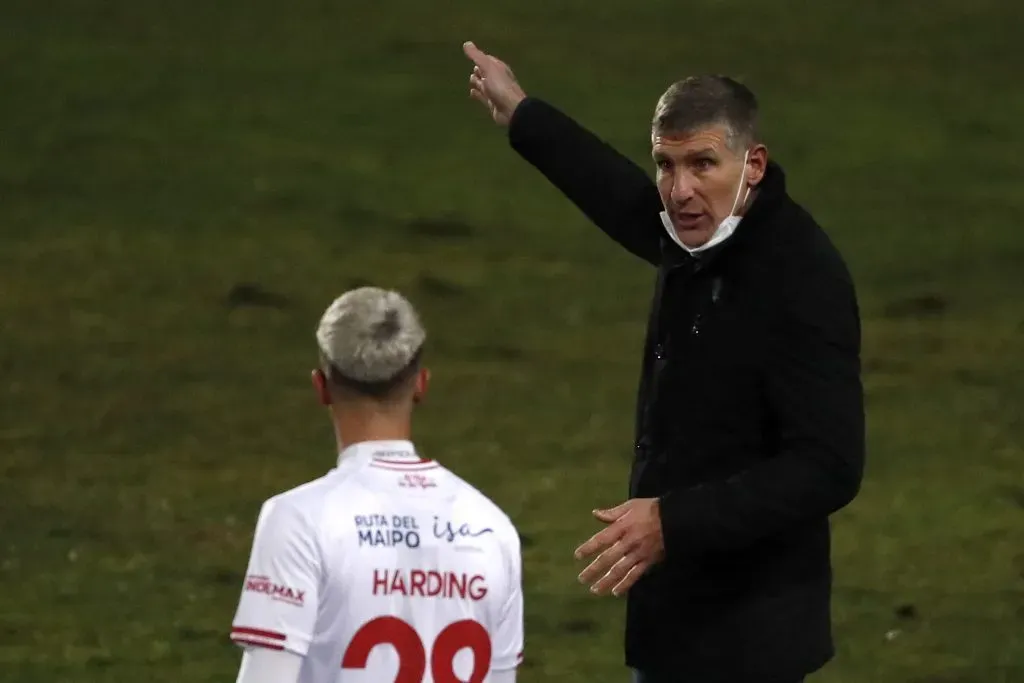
[1,1,1023,681]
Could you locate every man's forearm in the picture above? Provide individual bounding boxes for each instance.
[658,440,862,557]
[507,97,664,265]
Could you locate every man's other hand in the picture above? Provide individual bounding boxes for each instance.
[574,498,666,597]
[463,41,527,126]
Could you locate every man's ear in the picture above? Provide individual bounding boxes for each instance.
[412,367,430,404]
[311,369,332,406]
[747,144,769,186]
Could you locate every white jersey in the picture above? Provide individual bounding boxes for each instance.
[230,439,524,683]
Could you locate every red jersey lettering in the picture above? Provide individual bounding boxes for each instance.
[371,569,489,600]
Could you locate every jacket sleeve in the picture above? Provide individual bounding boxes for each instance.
[657,254,865,555]
[507,97,665,266]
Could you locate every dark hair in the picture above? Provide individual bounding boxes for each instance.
[652,75,759,150]
[321,345,424,401]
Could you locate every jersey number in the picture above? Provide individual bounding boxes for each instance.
[341,616,491,683]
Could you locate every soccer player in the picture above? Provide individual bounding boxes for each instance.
[228,286,524,683]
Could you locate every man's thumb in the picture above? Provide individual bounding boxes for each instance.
[593,501,630,522]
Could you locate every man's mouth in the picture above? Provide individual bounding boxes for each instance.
[672,212,704,229]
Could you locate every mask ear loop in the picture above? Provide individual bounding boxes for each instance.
[728,150,750,216]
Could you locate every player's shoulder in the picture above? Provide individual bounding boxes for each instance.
[266,469,333,504]
[252,469,347,531]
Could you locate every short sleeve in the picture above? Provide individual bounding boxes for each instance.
[490,527,524,671]
[230,498,321,656]
[234,647,304,683]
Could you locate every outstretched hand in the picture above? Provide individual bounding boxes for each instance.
[574,498,666,597]
[462,41,527,126]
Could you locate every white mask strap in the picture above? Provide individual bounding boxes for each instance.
[729,150,750,216]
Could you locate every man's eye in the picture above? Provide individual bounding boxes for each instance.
[695,158,713,170]
[655,159,672,170]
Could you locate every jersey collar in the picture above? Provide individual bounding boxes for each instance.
[337,439,422,467]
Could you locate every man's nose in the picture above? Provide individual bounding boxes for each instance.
[671,174,696,204]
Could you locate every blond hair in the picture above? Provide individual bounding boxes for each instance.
[315,287,425,390]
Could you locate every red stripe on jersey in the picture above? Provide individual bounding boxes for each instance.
[370,462,440,471]
[231,626,286,641]
[233,637,285,651]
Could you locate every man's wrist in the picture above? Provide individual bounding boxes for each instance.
[656,489,691,561]
[506,95,533,135]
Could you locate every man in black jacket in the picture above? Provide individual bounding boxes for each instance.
[462,42,865,683]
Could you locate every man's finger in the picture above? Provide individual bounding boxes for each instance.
[589,552,637,595]
[469,88,490,108]
[574,522,623,560]
[573,524,621,561]
[578,540,627,586]
[611,559,649,597]
[462,41,490,69]
[469,74,485,91]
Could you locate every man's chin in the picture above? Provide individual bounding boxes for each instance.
[674,226,713,249]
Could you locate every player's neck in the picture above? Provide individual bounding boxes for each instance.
[333,408,413,454]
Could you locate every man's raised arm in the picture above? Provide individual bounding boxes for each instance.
[463,41,664,266]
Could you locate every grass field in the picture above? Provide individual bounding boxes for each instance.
[2,0,1023,681]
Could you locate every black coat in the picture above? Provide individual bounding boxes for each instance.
[508,97,865,681]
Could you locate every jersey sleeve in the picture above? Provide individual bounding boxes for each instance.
[234,647,304,683]
[490,525,524,671]
[230,498,321,656]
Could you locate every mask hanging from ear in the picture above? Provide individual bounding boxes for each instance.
[659,150,750,255]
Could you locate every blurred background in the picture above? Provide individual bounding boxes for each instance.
[1,0,1022,681]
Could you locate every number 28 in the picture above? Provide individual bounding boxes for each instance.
[341,616,491,683]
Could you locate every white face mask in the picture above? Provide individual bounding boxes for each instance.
[659,150,750,255]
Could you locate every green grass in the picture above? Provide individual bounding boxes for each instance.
[2,0,1023,681]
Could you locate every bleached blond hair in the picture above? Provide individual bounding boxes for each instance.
[315,286,426,388]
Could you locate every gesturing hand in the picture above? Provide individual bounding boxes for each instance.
[574,498,666,597]
[462,41,527,126]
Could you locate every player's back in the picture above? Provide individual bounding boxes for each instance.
[230,441,523,683]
